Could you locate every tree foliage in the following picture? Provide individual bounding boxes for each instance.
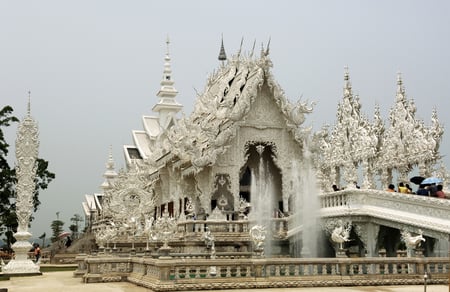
[69,213,83,239]
[50,219,64,243]
[0,105,55,247]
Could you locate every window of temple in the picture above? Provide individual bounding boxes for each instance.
[168,201,174,217]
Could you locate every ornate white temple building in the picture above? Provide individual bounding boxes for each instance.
[82,38,448,258]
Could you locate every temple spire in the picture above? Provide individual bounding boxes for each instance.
[249,39,256,58]
[265,37,271,56]
[101,145,118,191]
[218,34,227,63]
[343,66,352,97]
[27,91,31,115]
[237,37,244,57]
[152,37,182,129]
[396,72,405,101]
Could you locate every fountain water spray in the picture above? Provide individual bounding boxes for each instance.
[292,141,321,258]
[249,144,276,256]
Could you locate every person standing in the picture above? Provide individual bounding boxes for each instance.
[405,184,413,194]
[429,183,438,197]
[34,244,41,263]
[416,184,429,196]
[436,185,445,198]
[398,182,408,193]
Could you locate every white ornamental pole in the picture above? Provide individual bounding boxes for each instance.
[3,94,41,275]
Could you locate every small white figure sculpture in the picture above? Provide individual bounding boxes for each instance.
[401,230,425,249]
[331,222,351,249]
[249,225,266,255]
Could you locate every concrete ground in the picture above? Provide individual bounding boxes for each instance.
[1,271,448,292]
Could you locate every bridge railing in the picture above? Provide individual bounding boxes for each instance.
[78,255,449,290]
[320,189,450,222]
[321,189,450,215]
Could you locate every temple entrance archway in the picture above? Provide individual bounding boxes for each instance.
[240,143,283,218]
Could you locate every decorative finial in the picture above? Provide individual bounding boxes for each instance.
[250,39,256,58]
[265,37,271,56]
[237,37,244,57]
[106,144,115,169]
[395,71,406,101]
[343,67,352,96]
[397,71,402,85]
[166,35,170,56]
[109,144,113,160]
[218,34,227,62]
[27,91,31,115]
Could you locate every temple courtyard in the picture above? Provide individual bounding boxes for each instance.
[2,269,448,292]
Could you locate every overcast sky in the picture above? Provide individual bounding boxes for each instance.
[1,0,449,239]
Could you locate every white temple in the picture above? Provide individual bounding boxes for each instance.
[82,38,447,258]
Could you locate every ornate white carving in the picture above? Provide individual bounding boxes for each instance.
[249,225,266,255]
[103,165,157,221]
[313,69,443,191]
[153,210,177,249]
[330,220,352,249]
[321,189,450,241]
[209,206,226,221]
[88,44,447,260]
[3,106,40,274]
[401,229,425,249]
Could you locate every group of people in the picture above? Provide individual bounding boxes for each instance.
[387,182,446,198]
[331,181,446,198]
[387,182,413,193]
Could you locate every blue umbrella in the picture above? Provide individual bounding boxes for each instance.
[421,177,443,185]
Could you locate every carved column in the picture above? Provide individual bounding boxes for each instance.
[230,171,240,212]
[281,167,291,214]
[335,166,342,188]
[3,102,41,275]
[354,222,380,257]
[361,160,372,189]
[380,168,393,189]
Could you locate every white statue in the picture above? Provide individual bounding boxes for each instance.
[185,198,196,220]
[331,221,352,249]
[249,225,266,255]
[202,227,215,250]
[143,217,156,251]
[401,230,425,249]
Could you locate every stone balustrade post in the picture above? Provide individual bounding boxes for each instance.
[157,261,172,281]
[416,257,425,275]
[253,260,264,277]
[339,263,347,275]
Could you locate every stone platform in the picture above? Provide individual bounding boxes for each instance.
[1,269,448,292]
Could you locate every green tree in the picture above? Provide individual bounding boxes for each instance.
[0,105,55,247]
[0,105,19,244]
[69,213,83,239]
[50,217,64,243]
[38,232,46,247]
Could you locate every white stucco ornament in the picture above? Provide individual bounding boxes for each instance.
[3,98,40,274]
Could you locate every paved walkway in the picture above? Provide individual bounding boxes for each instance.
[1,271,448,292]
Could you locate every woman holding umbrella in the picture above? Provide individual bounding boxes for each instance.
[416,184,429,196]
